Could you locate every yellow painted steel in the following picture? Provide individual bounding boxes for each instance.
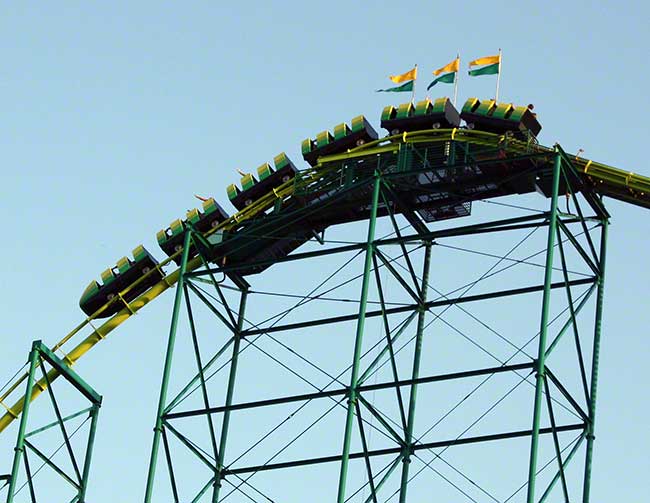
[2,128,649,436]
[0,176,297,435]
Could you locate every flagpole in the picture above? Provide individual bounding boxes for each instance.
[412,63,417,103]
[495,48,502,103]
[453,53,459,106]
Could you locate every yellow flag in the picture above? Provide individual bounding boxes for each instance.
[433,58,460,76]
[469,54,501,67]
[389,66,417,83]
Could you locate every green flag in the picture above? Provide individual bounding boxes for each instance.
[468,62,499,77]
[376,80,414,93]
[426,72,455,90]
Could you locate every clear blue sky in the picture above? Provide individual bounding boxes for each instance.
[0,2,648,502]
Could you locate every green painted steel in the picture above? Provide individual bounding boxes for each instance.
[127,135,629,500]
[5,341,101,503]
[583,221,608,502]
[139,138,621,499]
[398,241,432,503]
[357,312,418,385]
[544,283,598,358]
[5,98,649,500]
[163,337,235,415]
[143,229,193,503]
[526,151,562,503]
[183,281,220,499]
[540,433,586,502]
[364,455,403,503]
[147,199,607,500]
[35,342,101,405]
[78,405,100,503]
[5,345,39,503]
[24,407,93,438]
[336,174,382,503]
[213,290,248,502]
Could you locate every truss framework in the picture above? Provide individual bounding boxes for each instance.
[141,148,609,503]
[1,341,101,503]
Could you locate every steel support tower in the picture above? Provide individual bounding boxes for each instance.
[143,145,610,502]
[1,341,101,503]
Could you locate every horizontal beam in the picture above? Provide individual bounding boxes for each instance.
[242,277,596,336]
[223,423,585,475]
[33,341,102,405]
[189,213,556,278]
[164,362,533,419]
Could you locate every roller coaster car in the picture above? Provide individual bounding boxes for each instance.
[79,246,164,318]
[380,98,461,135]
[302,115,378,167]
[157,198,229,264]
[227,153,299,211]
[460,98,542,138]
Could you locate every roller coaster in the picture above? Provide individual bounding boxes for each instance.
[1,96,648,502]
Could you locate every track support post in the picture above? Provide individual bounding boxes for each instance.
[582,220,608,502]
[336,173,382,503]
[5,343,39,503]
[212,287,249,502]
[398,240,432,503]
[526,150,562,503]
[144,229,193,503]
[78,403,100,502]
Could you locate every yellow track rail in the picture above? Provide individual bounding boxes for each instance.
[1,129,648,435]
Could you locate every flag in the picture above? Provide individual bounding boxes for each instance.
[468,63,499,77]
[389,66,417,83]
[194,194,209,202]
[433,58,460,76]
[376,81,414,93]
[468,51,502,100]
[469,54,500,67]
[427,72,455,90]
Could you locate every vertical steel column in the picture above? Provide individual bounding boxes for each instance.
[398,241,432,503]
[582,220,608,502]
[213,288,248,502]
[144,230,193,503]
[336,174,382,503]
[78,403,101,503]
[5,343,40,503]
[526,152,562,503]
